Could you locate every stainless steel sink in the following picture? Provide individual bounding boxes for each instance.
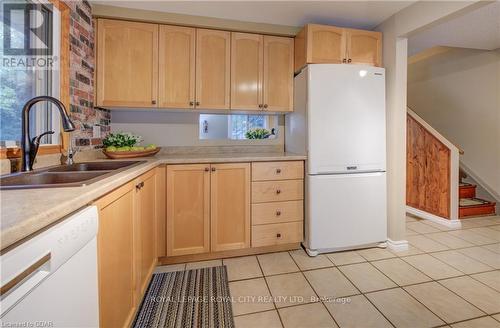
[0,161,145,190]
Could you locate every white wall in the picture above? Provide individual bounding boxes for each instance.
[408,48,500,199]
[111,111,285,148]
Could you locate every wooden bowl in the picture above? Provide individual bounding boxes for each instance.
[102,147,161,159]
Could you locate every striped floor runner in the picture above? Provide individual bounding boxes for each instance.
[133,266,234,328]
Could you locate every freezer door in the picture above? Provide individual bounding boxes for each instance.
[305,172,387,251]
[307,64,386,174]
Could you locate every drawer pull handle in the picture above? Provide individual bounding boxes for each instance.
[204,167,210,172]
[276,233,282,238]
[276,168,282,174]
[276,189,281,194]
[276,210,281,216]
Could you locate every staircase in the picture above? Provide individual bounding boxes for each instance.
[459,183,496,218]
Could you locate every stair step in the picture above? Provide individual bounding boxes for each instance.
[459,183,477,198]
[459,198,496,218]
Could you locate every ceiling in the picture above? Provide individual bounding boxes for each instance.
[90,1,415,30]
[409,1,500,56]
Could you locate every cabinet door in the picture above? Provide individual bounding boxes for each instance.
[196,29,231,109]
[96,19,158,107]
[231,33,263,111]
[95,183,135,328]
[211,163,251,252]
[135,170,157,298]
[158,25,195,109]
[308,24,346,64]
[346,29,382,66]
[167,164,210,256]
[263,36,294,112]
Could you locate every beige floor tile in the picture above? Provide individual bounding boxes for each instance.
[406,216,418,223]
[407,221,441,234]
[404,282,485,323]
[371,258,431,286]
[389,244,425,257]
[468,227,500,242]
[431,250,494,274]
[420,220,456,231]
[324,294,392,328]
[402,254,463,280]
[258,252,300,276]
[458,247,500,269]
[357,247,396,261]
[154,263,185,273]
[447,230,496,245]
[366,288,444,328]
[338,262,396,293]
[493,314,500,322]
[439,276,500,314]
[304,267,359,299]
[451,316,500,328]
[326,251,366,266]
[490,225,500,232]
[266,272,317,308]
[185,259,222,270]
[289,249,334,271]
[406,235,450,252]
[234,310,282,328]
[483,243,500,254]
[229,278,275,316]
[223,256,262,281]
[279,302,338,328]
[471,271,500,292]
[426,232,475,249]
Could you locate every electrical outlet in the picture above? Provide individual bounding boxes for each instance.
[93,125,101,138]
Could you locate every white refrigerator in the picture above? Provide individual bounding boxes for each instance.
[286,64,387,255]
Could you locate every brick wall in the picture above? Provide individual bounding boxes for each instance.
[64,0,110,148]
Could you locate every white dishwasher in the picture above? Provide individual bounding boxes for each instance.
[1,206,99,327]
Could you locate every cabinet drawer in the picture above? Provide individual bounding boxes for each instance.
[252,161,304,181]
[252,201,303,225]
[252,180,303,203]
[252,222,303,247]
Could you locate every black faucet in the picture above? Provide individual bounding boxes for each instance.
[21,96,75,171]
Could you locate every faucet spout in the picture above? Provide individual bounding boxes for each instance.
[21,96,75,172]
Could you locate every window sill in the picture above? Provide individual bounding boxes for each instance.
[0,145,62,159]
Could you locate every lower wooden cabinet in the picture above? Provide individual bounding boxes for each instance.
[94,169,159,328]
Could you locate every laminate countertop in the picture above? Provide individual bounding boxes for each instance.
[0,152,306,252]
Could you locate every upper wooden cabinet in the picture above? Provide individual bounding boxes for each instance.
[196,29,231,110]
[294,24,382,73]
[231,33,263,111]
[263,36,294,112]
[96,19,158,108]
[158,25,195,109]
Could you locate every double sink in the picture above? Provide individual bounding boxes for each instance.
[0,161,145,190]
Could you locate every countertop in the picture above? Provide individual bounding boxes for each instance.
[0,152,306,252]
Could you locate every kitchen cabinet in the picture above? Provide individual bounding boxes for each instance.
[96,19,158,108]
[211,163,251,252]
[263,36,294,112]
[294,23,382,73]
[196,29,231,109]
[95,182,136,328]
[166,164,211,256]
[158,25,195,109]
[231,32,263,111]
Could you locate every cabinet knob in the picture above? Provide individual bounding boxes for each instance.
[151,100,156,105]
[342,59,347,63]
[258,104,263,109]
[189,101,194,106]
[276,168,282,174]
[211,167,216,172]
[276,210,281,216]
[276,233,282,238]
[263,104,268,109]
[196,101,200,106]
[204,167,210,172]
[348,59,352,63]
[276,189,281,194]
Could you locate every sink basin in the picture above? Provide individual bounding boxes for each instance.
[0,161,145,189]
[47,161,142,172]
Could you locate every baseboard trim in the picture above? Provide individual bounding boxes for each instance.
[407,206,462,228]
[387,238,409,251]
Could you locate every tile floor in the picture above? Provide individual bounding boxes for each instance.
[155,215,500,328]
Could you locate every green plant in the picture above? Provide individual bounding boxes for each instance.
[103,132,143,148]
[245,128,271,139]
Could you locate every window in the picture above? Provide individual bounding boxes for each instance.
[0,1,61,146]
[199,114,278,140]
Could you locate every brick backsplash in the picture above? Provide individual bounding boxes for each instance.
[64,0,109,149]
